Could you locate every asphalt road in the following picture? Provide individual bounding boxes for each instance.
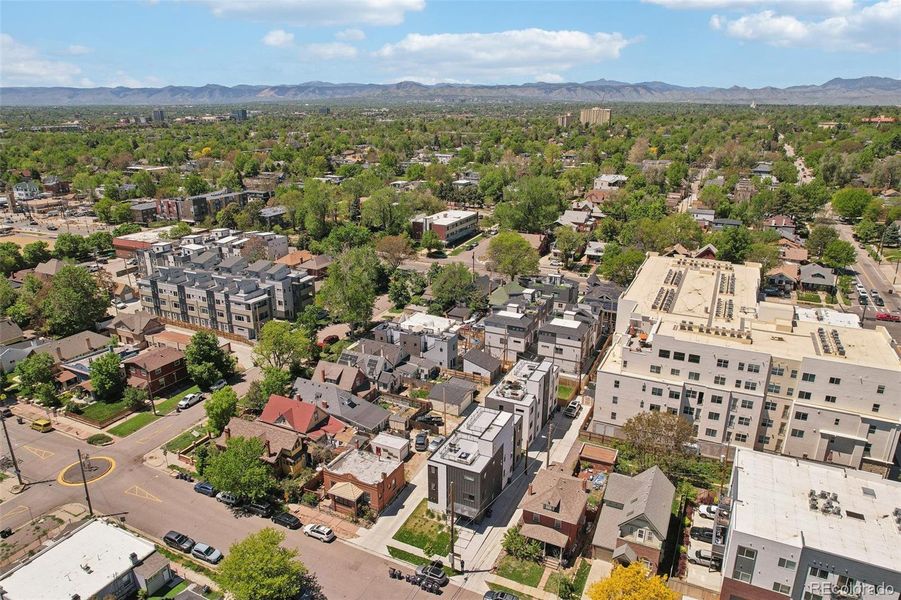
[834,221,901,314]
[1,411,478,599]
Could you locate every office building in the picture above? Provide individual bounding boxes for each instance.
[484,359,559,450]
[579,107,612,126]
[428,407,519,521]
[411,210,478,245]
[719,449,901,600]
[590,255,901,474]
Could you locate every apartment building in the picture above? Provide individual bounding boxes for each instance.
[484,359,559,450]
[719,449,901,600]
[537,315,593,376]
[483,309,539,367]
[579,107,612,126]
[157,189,246,223]
[411,210,478,245]
[428,407,520,521]
[371,312,460,369]
[590,255,901,474]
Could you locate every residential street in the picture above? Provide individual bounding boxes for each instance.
[832,219,901,313]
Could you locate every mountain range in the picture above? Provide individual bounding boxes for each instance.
[2,76,899,106]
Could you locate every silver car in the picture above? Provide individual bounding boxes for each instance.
[191,542,223,564]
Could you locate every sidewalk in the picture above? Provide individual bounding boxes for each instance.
[10,403,105,441]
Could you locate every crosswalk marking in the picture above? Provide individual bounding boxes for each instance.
[124,485,162,503]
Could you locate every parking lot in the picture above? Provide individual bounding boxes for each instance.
[685,505,724,592]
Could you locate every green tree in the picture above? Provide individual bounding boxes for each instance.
[711,226,752,263]
[185,330,236,390]
[123,386,149,412]
[86,232,113,255]
[132,170,157,197]
[599,244,646,286]
[554,226,586,268]
[206,386,238,435]
[501,526,543,562]
[316,223,372,256]
[806,225,839,260]
[431,263,475,310]
[89,351,125,403]
[0,277,18,314]
[15,353,56,403]
[375,235,414,270]
[853,219,881,243]
[821,239,856,269]
[184,173,210,196]
[53,233,88,260]
[111,223,142,237]
[318,246,379,332]
[494,175,561,232]
[166,222,192,239]
[0,243,23,276]
[419,230,442,256]
[361,188,410,234]
[42,265,111,337]
[487,231,540,280]
[621,410,695,474]
[252,320,312,371]
[205,437,276,502]
[218,529,311,600]
[21,241,51,267]
[831,187,872,221]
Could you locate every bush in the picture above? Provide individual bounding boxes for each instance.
[501,526,543,563]
[87,433,113,446]
[302,492,319,507]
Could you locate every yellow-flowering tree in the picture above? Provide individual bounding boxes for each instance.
[586,563,676,600]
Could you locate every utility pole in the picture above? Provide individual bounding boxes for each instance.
[77,449,94,517]
[149,389,158,416]
[546,422,554,468]
[0,415,23,486]
[448,482,456,571]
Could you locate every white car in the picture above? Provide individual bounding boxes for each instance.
[114,301,127,310]
[427,435,446,452]
[697,504,718,519]
[177,393,203,410]
[303,523,335,543]
[210,379,227,392]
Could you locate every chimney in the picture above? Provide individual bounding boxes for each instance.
[263,439,271,456]
[322,401,328,409]
[223,426,231,442]
[129,552,140,565]
[529,483,534,495]
[55,346,63,360]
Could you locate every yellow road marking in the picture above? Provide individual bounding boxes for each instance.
[23,445,54,460]
[1,505,28,521]
[56,456,117,487]
[125,485,162,503]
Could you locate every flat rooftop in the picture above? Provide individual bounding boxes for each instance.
[0,519,156,600]
[325,449,401,485]
[114,226,177,243]
[398,312,458,335]
[731,449,901,573]
[428,210,477,225]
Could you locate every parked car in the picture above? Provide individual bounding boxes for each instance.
[414,432,429,452]
[697,504,718,519]
[46,224,58,231]
[30,418,53,433]
[191,542,223,564]
[317,335,340,348]
[163,530,195,553]
[563,399,581,418]
[210,379,227,392]
[484,591,519,600]
[416,414,444,426]
[428,435,446,452]
[690,527,714,543]
[688,548,721,569]
[216,491,239,506]
[303,523,335,543]
[177,393,203,410]
[0,406,12,419]
[873,295,885,307]
[876,312,901,322]
[29,220,38,226]
[245,501,273,518]
[416,560,449,587]
[272,512,302,529]
[193,482,217,497]
[550,259,562,267]
[859,295,869,306]
[114,301,127,309]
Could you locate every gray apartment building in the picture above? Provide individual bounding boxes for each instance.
[483,309,539,367]
[428,407,519,521]
[484,359,559,450]
[537,315,593,376]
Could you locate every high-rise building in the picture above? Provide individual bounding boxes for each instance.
[579,107,611,126]
[231,109,248,122]
[589,254,901,475]
[152,109,165,123]
[557,112,576,127]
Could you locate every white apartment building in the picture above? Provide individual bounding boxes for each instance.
[590,255,901,474]
[484,359,559,450]
[720,449,901,600]
[537,315,593,376]
[427,407,519,521]
[483,309,539,366]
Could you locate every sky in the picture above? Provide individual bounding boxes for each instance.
[1,0,899,89]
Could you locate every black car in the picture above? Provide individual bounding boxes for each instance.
[690,527,714,543]
[417,414,444,426]
[484,592,519,600]
[245,501,274,518]
[163,530,195,553]
[874,295,885,307]
[414,432,429,451]
[193,482,216,497]
[0,406,12,419]
[272,512,302,529]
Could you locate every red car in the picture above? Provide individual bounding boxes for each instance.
[875,313,901,322]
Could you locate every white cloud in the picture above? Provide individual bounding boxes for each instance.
[303,42,358,60]
[643,0,855,13]
[710,0,901,50]
[0,34,84,86]
[263,29,295,47]
[536,73,565,83]
[201,0,424,26]
[335,28,366,41]
[64,44,93,55]
[374,28,635,83]
[107,72,164,88]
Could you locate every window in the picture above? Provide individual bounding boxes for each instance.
[833,418,840,426]
[786,387,794,396]
[612,396,618,404]
[758,435,771,444]
[735,433,748,442]
[610,412,616,420]
[716,358,729,368]
[828,377,841,385]
[877,384,885,394]
[682,406,694,416]
[705,428,718,437]
[744,381,757,391]
[747,364,760,373]
[711,395,723,404]
[673,351,685,361]
[738,362,745,371]
[613,380,620,389]
[732,546,757,584]
[790,369,798,379]
[741,399,754,409]
[554,519,562,530]
[764,400,777,410]
[794,411,808,421]
[772,582,791,595]
[651,387,663,397]
[767,383,781,394]
[714,375,726,385]
[649,404,661,412]
[737,546,756,559]
[771,366,784,376]
[791,429,804,438]
[802,372,816,382]
[762,418,773,427]
[670,368,681,376]
[868,424,877,435]
[777,558,796,569]
[738,416,751,426]
[650,365,661,374]
[685,390,698,400]
[709,412,720,421]
[872,403,880,413]
[688,372,700,381]
[532,512,541,523]
[809,567,829,579]
[798,391,811,400]
[658,349,670,359]
[822,394,836,403]
[688,354,701,364]
[735,380,742,388]
[668,390,681,400]
[803,593,823,600]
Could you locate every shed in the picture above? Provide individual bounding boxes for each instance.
[370,432,410,461]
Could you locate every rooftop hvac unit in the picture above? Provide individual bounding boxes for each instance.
[820,490,829,499]
[809,489,817,498]
[809,499,819,510]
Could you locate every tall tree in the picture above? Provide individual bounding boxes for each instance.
[218,529,314,600]
[22,241,51,267]
[205,437,275,502]
[553,226,586,268]
[487,231,540,280]
[599,244,645,286]
[831,187,872,221]
[89,351,125,403]
[185,330,236,390]
[205,386,239,435]
[430,263,475,310]
[621,411,695,473]
[419,230,442,256]
[806,225,839,260]
[375,235,414,270]
[494,176,561,233]
[15,353,56,404]
[252,320,312,371]
[42,265,111,337]
[587,563,676,600]
[318,246,380,332]
[821,239,856,269]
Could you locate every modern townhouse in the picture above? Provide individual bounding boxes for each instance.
[536,315,593,376]
[719,449,901,600]
[483,308,539,367]
[371,312,460,369]
[590,255,901,474]
[484,359,559,450]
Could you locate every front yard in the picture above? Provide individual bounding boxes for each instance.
[495,555,545,588]
[108,386,201,438]
[544,559,591,596]
[79,399,130,423]
[163,426,207,453]
[391,498,450,557]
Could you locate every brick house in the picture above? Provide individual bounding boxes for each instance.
[321,449,405,516]
[104,311,164,349]
[591,466,675,572]
[215,417,309,477]
[122,346,189,396]
[519,469,589,561]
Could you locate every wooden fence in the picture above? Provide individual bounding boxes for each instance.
[668,579,720,600]
[157,316,254,344]
[439,368,490,386]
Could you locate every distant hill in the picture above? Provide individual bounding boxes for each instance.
[2,77,899,106]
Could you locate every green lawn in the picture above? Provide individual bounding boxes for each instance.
[163,426,206,453]
[557,384,574,399]
[449,234,483,256]
[488,583,536,600]
[545,559,591,596]
[80,399,130,422]
[387,546,459,576]
[108,386,200,438]
[148,580,188,599]
[496,555,545,588]
[392,499,451,557]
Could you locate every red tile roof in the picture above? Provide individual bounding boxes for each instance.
[260,394,329,434]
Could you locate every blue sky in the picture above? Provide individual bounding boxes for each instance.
[1,0,899,88]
